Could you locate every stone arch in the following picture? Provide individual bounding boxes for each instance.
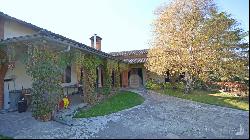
[128,68,143,88]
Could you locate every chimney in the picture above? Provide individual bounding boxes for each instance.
[90,34,102,51]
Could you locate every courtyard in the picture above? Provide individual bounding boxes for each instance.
[0,89,248,139]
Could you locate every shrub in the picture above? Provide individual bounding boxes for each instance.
[207,83,221,90]
[96,87,111,95]
[176,82,185,90]
[145,80,162,90]
[162,81,185,90]
[194,80,208,90]
[163,82,172,89]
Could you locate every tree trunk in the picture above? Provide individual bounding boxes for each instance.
[170,72,179,89]
[184,72,193,94]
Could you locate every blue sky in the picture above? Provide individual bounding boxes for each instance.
[0,0,249,52]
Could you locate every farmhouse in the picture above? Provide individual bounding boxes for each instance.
[0,11,165,111]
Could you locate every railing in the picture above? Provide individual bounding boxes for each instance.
[61,83,83,96]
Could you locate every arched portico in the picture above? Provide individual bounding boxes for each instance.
[128,68,143,88]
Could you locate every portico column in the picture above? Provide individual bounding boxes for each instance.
[98,67,102,88]
[0,64,8,109]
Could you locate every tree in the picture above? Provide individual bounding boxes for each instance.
[145,0,248,93]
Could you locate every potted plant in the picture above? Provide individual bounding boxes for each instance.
[32,104,52,122]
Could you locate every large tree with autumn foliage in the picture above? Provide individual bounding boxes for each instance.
[145,0,249,93]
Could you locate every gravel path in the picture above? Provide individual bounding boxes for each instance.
[0,88,249,139]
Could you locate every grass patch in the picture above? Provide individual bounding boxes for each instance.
[157,89,249,111]
[74,91,144,118]
[0,135,12,139]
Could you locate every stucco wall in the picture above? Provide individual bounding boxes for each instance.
[4,20,36,39]
[70,63,78,85]
[0,18,4,39]
[61,63,78,96]
[4,60,33,90]
[4,61,78,92]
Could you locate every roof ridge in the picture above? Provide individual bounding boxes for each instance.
[37,29,112,57]
[109,49,149,57]
[109,49,149,54]
[0,11,119,60]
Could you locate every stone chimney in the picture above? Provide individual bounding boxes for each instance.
[90,34,102,51]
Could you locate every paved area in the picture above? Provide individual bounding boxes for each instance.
[54,103,87,126]
[0,89,249,139]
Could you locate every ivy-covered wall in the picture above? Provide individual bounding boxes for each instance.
[25,47,63,119]
[4,44,127,120]
[103,59,119,88]
[75,51,103,105]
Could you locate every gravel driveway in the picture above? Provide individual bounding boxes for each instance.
[0,89,249,139]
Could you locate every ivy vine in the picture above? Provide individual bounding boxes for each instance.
[75,51,102,105]
[25,47,63,118]
[6,43,129,118]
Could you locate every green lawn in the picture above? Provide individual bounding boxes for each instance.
[74,91,145,118]
[157,89,249,111]
[0,135,12,139]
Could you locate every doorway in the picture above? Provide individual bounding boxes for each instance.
[128,68,143,88]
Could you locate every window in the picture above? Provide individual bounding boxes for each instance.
[65,66,71,83]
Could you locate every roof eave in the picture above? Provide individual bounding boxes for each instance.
[0,34,127,62]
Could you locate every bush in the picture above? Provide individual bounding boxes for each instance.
[32,102,52,121]
[96,87,111,95]
[145,80,162,90]
[163,82,172,89]
[176,82,185,90]
[163,82,185,90]
[194,80,208,90]
[146,80,186,91]
[207,83,221,90]
[243,78,249,87]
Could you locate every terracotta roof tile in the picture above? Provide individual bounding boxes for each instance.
[109,49,149,64]
[109,49,148,56]
[123,58,147,64]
